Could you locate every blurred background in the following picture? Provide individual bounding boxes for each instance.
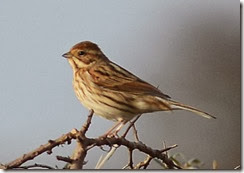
[0,0,240,169]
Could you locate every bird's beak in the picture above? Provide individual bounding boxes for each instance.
[62,52,72,59]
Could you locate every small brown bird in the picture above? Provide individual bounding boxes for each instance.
[63,41,216,136]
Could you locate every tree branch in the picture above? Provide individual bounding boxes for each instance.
[3,110,179,169]
[122,114,141,138]
[56,156,73,164]
[17,163,55,169]
[67,109,94,169]
[4,129,77,169]
[123,148,134,169]
[85,137,179,169]
[134,155,152,169]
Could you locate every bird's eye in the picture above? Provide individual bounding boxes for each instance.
[78,51,85,56]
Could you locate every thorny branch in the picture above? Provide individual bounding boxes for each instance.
[3,129,77,169]
[122,114,141,138]
[132,124,140,142]
[56,156,73,164]
[16,163,55,169]
[2,111,180,169]
[134,155,152,169]
[122,148,134,169]
[68,110,94,169]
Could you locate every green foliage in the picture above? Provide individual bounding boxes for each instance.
[153,153,204,169]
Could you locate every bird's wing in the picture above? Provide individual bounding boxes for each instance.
[88,62,170,99]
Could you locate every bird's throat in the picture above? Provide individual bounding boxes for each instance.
[68,58,79,72]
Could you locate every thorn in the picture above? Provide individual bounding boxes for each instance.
[48,140,54,144]
[47,150,52,155]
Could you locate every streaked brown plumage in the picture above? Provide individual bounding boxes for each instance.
[63,41,215,135]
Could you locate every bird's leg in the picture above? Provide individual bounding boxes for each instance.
[110,121,127,138]
[100,120,123,138]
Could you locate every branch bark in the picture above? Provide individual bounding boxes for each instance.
[68,110,94,169]
[3,110,179,169]
[4,130,77,169]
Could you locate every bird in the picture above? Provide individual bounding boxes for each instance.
[62,41,216,136]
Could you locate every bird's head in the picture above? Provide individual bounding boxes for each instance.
[62,41,108,70]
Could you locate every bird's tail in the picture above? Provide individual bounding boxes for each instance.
[167,100,216,119]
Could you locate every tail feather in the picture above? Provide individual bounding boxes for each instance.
[168,100,216,119]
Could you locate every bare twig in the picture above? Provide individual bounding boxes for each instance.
[123,148,134,169]
[18,163,55,169]
[128,149,133,169]
[4,110,179,169]
[79,110,94,137]
[56,156,73,164]
[86,136,178,169]
[160,144,178,153]
[68,110,94,169]
[134,155,152,169]
[132,124,140,142]
[4,111,94,170]
[4,130,77,169]
[99,145,112,152]
[122,114,141,138]
[95,155,104,169]
[100,121,123,138]
[85,143,97,151]
[163,141,167,156]
[95,145,118,169]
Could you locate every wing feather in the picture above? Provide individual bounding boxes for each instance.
[88,62,170,99]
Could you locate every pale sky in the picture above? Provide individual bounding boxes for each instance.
[0,0,240,169]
